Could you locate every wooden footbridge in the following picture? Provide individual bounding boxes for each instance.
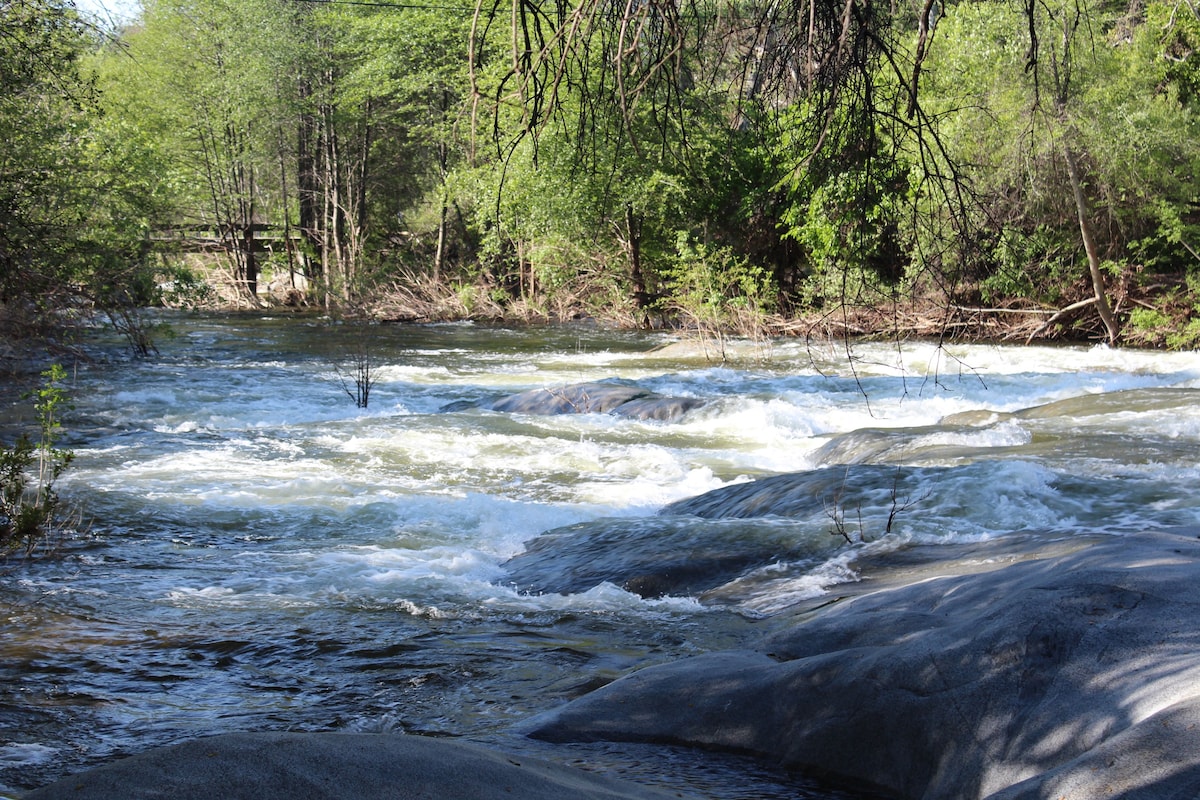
[150,224,303,255]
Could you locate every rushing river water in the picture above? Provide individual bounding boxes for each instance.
[3,313,1200,798]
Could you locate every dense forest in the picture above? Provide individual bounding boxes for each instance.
[2,0,1200,354]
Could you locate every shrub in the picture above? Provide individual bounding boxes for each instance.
[1,365,75,557]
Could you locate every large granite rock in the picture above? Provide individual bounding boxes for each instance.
[522,530,1200,800]
[21,732,695,800]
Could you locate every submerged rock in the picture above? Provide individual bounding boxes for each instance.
[608,395,706,421]
[522,530,1200,800]
[661,465,933,519]
[446,381,705,422]
[491,382,650,414]
[22,732,695,800]
[502,516,831,598]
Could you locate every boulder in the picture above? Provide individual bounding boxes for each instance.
[445,381,705,422]
[608,395,706,421]
[21,732,696,800]
[501,516,829,598]
[490,383,651,414]
[522,530,1200,800]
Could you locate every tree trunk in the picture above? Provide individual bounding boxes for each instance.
[1063,143,1119,345]
[434,90,451,282]
[297,83,322,292]
[242,225,258,298]
[434,199,448,283]
[624,204,649,322]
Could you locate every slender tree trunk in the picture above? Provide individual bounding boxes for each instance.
[434,199,448,283]
[244,159,258,299]
[1063,143,1119,345]
[298,88,322,294]
[276,125,299,291]
[433,90,451,282]
[624,203,649,321]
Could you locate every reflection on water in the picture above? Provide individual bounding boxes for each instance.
[2,312,1199,797]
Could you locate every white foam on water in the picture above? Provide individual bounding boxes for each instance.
[909,419,1034,451]
[728,550,864,615]
[159,542,709,617]
[55,327,1200,623]
[485,581,708,614]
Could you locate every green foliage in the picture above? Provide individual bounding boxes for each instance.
[921,0,1200,318]
[1151,0,1200,106]
[1123,273,1200,348]
[6,0,1195,343]
[660,233,778,337]
[1,365,76,557]
[0,1,168,354]
[0,4,99,308]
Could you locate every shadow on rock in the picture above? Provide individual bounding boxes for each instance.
[22,732,697,800]
[521,530,1200,800]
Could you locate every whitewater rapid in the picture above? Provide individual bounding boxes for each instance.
[2,313,1199,798]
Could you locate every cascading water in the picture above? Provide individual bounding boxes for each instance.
[2,312,1199,798]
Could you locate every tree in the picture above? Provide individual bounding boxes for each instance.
[474,0,945,214]
[920,0,1200,343]
[299,2,473,304]
[0,0,163,355]
[115,0,298,303]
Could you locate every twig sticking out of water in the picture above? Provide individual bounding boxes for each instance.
[333,337,376,409]
[825,467,930,545]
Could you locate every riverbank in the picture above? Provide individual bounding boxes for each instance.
[167,258,1189,350]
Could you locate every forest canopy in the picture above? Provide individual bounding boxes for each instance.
[2,0,1199,353]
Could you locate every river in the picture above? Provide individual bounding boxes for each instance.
[2,312,1199,798]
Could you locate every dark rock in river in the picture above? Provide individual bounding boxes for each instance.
[22,732,694,800]
[522,529,1200,800]
[491,382,650,414]
[608,395,706,421]
[505,467,940,600]
[446,381,705,422]
[502,516,831,598]
[661,465,933,519]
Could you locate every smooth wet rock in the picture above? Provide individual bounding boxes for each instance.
[661,465,932,519]
[447,381,705,421]
[522,530,1200,800]
[21,732,695,800]
[609,396,706,421]
[490,383,651,414]
[502,517,829,598]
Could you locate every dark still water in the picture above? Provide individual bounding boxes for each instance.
[3,312,1199,798]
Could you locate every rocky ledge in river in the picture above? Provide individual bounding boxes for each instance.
[521,528,1200,800]
[23,530,1200,800]
[20,732,695,800]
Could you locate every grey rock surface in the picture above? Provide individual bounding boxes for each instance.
[455,381,705,421]
[523,530,1200,800]
[21,732,696,800]
[502,516,829,598]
